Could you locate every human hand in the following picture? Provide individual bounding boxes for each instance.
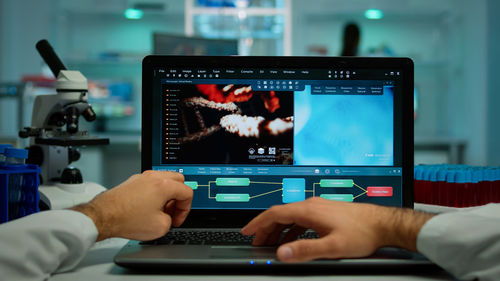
[241,197,433,262]
[71,170,193,241]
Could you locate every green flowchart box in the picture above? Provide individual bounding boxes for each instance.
[216,178,250,186]
[184,181,198,190]
[320,194,354,202]
[216,193,250,202]
[320,179,353,188]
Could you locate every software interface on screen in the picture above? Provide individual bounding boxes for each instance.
[151,67,404,209]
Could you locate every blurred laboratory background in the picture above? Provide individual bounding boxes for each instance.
[0,0,498,188]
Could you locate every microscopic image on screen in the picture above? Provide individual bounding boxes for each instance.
[293,85,394,166]
[162,84,294,164]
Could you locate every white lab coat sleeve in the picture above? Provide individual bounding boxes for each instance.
[417,203,500,281]
[0,210,98,281]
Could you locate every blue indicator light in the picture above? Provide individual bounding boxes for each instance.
[266,260,272,265]
[249,260,255,265]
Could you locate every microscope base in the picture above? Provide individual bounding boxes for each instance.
[39,182,107,210]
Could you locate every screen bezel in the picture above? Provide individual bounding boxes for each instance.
[142,56,414,228]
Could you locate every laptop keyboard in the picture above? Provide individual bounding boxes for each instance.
[141,230,319,246]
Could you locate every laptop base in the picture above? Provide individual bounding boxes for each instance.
[115,241,441,274]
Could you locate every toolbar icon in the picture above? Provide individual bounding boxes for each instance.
[269,147,276,155]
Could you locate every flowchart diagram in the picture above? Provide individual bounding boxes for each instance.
[184,178,393,203]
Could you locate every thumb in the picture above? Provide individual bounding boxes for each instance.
[277,237,333,262]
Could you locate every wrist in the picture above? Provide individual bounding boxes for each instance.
[70,201,111,241]
[378,207,434,251]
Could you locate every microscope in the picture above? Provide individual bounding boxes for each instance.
[19,39,109,210]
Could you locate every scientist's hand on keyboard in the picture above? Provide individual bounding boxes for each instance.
[71,170,193,241]
[241,197,433,262]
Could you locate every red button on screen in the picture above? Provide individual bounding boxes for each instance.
[367,186,393,197]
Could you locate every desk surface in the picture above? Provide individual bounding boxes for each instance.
[48,238,454,281]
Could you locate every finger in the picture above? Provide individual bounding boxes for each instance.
[171,200,191,227]
[241,205,290,235]
[244,204,312,246]
[263,224,291,246]
[161,181,193,203]
[165,171,185,183]
[164,200,176,216]
[281,225,308,244]
[157,214,173,238]
[277,236,336,262]
[144,170,185,183]
[252,223,289,246]
[142,213,173,241]
[241,202,311,236]
[164,183,193,227]
[153,178,193,227]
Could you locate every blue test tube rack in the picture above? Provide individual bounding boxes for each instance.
[0,164,41,223]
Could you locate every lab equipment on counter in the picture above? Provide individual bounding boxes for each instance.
[0,144,13,165]
[414,165,500,207]
[0,147,40,223]
[18,40,109,210]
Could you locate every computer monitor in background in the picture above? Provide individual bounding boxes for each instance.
[87,80,134,119]
[153,33,238,56]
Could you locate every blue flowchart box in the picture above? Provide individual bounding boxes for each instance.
[282,178,305,203]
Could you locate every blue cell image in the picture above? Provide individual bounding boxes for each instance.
[294,85,394,166]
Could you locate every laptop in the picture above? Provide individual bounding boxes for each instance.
[115,56,432,271]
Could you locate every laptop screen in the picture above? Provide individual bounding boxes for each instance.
[147,58,411,210]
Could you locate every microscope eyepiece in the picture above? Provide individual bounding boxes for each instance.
[36,39,67,77]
